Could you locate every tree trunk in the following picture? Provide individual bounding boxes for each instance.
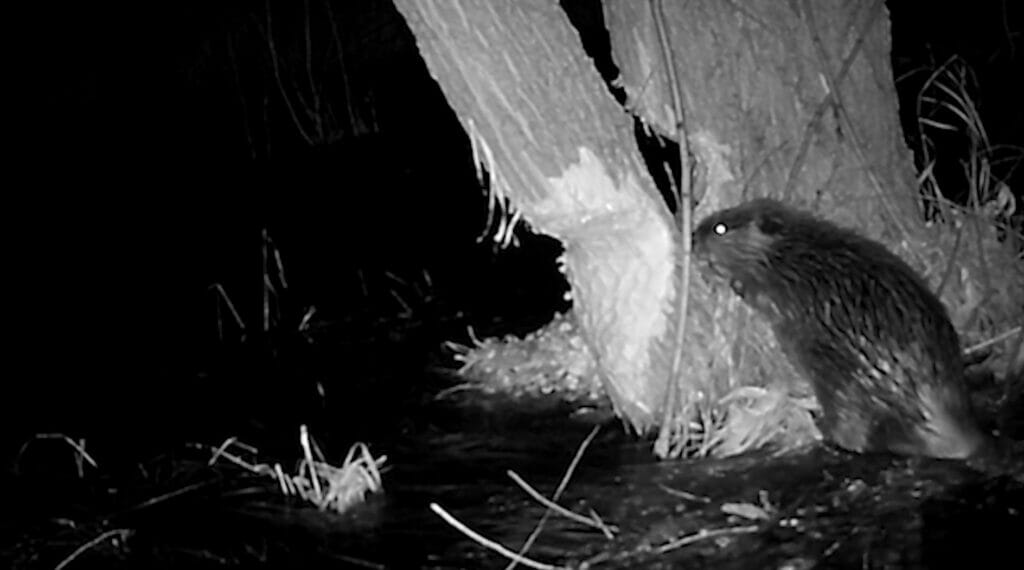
[393,0,684,433]
[607,0,918,234]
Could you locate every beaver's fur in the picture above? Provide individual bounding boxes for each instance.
[693,198,990,459]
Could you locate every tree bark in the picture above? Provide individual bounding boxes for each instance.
[393,0,677,431]
[608,0,919,233]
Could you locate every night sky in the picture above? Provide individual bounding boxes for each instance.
[9,1,1021,437]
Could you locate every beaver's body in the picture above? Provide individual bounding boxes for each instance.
[693,198,989,459]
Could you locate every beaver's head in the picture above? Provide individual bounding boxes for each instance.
[692,198,791,290]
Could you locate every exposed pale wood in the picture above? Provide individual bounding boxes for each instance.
[393,0,677,430]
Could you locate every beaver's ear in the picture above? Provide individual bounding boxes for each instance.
[758,210,786,235]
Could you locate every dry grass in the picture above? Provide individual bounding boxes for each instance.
[913,56,1022,228]
[14,433,98,477]
[204,425,386,514]
[908,55,1024,382]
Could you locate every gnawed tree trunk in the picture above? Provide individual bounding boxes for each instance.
[393,0,1024,456]
[393,0,677,432]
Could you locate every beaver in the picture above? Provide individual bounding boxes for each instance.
[693,198,991,459]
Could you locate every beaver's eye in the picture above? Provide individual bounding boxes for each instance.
[713,222,728,236]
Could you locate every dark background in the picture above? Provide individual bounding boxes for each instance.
[8,1,1021,439]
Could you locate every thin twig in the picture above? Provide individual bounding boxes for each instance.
[323,0,360,133]
[507,425,606,570]
[268,233,289,290]
[506,470,610,533]
[15,434,97,476]
[302,0,323,138]
[207,437,260,466]
[115,480,215,517]
[262,227,270,332]
[54,529,132,570]
[654,524,759,554]
[300,425,323,500]
[651,0,696,460]
[261,0,314,145]
[430,503,563,570]
[659,483,711,503]
[209,283,246,334]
